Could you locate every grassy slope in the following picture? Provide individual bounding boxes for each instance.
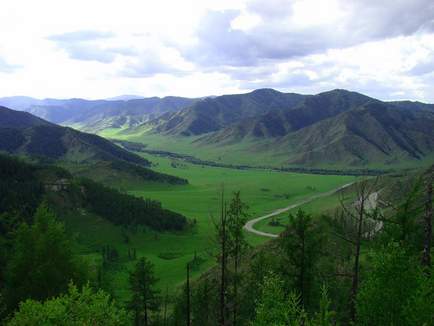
[59,150,353,305]
[102,129,434,171]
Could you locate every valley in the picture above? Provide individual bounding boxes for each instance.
[1,88,434,325]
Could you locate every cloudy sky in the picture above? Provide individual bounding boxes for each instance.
[1,0,434,102]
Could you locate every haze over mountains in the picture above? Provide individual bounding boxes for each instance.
[1,88,434,169]
[0,106,150,165]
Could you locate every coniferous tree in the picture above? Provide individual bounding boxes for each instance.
[127,257,161,326]
[227,191,250,326]
[280,209,324,310]
[4,202,88,313]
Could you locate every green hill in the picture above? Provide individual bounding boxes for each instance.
[122,89,310,137]
[247,101,434,167]
[189,90,434,169]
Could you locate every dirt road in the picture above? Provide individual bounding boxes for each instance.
[243,183,354,238]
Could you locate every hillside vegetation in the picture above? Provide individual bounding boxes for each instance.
[1,88,434,325]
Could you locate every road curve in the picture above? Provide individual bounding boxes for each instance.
[244,183,354,238]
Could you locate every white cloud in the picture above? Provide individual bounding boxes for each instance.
[1,0,434,102]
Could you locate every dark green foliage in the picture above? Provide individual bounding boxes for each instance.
[403,267,434,325]
[80,177,187,231]
[280,209,324,310]
[111,139,148,152]
[0,128,26,152]
[27,125,68,158]
[0,106,151,164]
[355,243,420,326]
[127,257,161,325]
[75,130,151,165]
[0,106,52,127]
[378,177,426,255]
[0,154,44,225]
[3,202,88,313]
[6,282,128,325]
[110,161,188,185]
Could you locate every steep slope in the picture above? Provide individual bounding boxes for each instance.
[0,107,150,165]
[0,106,54,128]
[249,101,434,166]
[124,89,310,137]
[0,125,151,165]
[196,89,374,145]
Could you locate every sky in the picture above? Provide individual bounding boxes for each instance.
[1,0,434,102]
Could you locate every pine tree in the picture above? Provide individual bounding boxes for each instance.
[4,202,88,313]
[127,257,161,326]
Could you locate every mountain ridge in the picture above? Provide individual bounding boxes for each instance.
[0,106,150,165]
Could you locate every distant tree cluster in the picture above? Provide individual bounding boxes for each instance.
[80,177,187,232]
[111,161,188,185]
[111,139,148,152]
[27,125,68,158]
[0,154,44,224]
[0,128,26,152]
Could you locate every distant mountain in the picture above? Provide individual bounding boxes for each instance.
[196,89,374,145]
[0,96,42,110]
[245,100,434,166]
[0,106,150,165]
[388,100,434,119]
[123,89,310,137]
[22,96,199,128]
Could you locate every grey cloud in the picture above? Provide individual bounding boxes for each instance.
[61,44,117,63]
[46,30,119,63]
[119,51,184,78]
[182,10,257,68]
[178,0,434,70]
[407,60,434,76]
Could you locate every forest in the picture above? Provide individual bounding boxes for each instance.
[1,152,434,325]
[0,153,191,323]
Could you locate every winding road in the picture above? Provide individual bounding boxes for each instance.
[244,183,354,238]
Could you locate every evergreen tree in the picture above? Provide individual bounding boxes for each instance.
[4,202,88,313]
[127,257,161,326]
[227,191,250,326]
[280,209,324,310]
[251,271,307,326]
[355,243,419,326]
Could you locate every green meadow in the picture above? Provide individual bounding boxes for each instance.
[60,149,354,304]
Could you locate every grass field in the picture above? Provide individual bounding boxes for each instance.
[102,131,434,171]
[60,150,355,305]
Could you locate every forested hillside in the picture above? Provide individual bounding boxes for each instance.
[0,106,152,165]
[0,154,190,319]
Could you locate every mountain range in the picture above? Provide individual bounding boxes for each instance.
[2,89,434,169]
[0,95,199,129]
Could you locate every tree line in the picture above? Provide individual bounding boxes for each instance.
[80,177,187,232]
